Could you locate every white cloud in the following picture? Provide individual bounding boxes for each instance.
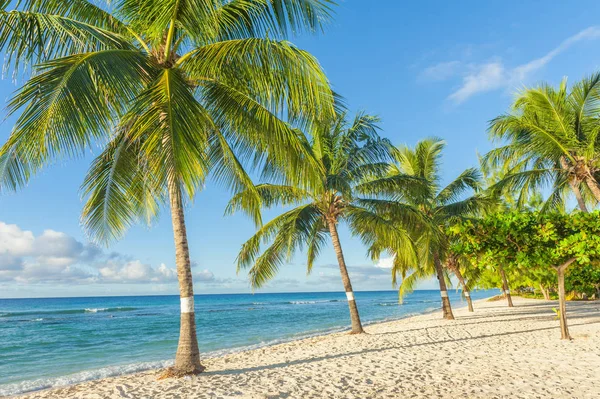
[0,221,34,256]
[375,256,395,269]
[195,269,215,282]
[314,263,392,288]
[98,260,179,283]
[421,26,600,104]
[0,221,213,286]
[448,62,506,103]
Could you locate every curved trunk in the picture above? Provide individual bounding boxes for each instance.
[560,157,589,212]
[434,253,454,320]
[499,266,514,307]
[555,260,575,340]
[539,284,550,301]
[453,267,473,312]
[570,181,589,212]
[169,179,204,375]
[327,217,364,334]
[585,176,600,203]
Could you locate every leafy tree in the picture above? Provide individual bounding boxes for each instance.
[566,263,600,298]
[478,156,555,306]
[0,0,336,375]
[359,138,492,320]
[450,211,600,339]
[486,74,600,212]
[227,112,417,334]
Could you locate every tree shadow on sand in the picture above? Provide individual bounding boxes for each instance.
[206,313,600,376]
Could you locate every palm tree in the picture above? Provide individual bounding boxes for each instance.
[227,112,417,333]
[0,0,336,375]
[360,138,490,320]
[445,251,476,312]
[486,74,600,213]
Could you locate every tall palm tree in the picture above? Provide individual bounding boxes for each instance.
[486,73,600,212]
[0,0,336,375]
[360,138,490,320]
[227,112,417,334]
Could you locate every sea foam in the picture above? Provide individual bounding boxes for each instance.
[0,360,174,397]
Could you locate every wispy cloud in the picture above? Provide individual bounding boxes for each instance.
[448,62,506,103]
[421,27,600,104]
[419,61,462,82]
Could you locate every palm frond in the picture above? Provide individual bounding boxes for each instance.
[125,69,212,199]
[0,10,133,73]
[181,38,334,128]
[435,167,482,205]
[238,203,323,287]
[81,128,163,245]
[0,49,153,192]
[225,183,311,226]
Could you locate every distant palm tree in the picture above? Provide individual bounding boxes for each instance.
[0,0,335,375]
[360,138,490,320]
[444,252,476,312]
[486,73,600,212]
[227,112,417,333]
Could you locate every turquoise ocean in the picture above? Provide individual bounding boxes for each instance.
[0,289,496,396]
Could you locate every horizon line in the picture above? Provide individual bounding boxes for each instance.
[0,288,479,301]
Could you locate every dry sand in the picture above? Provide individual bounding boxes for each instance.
[14,296,600,399]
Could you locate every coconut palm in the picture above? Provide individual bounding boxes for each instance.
[0,0,336,375]
[227,112,418,333]
[444,251,477,312]
[486,73,600,213]
[359,138,491,320]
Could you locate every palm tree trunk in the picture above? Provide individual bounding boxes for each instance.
[498,266,514,307]
[555,259,575,340]
[168,179,204,375]
[585,176,600,204]
[560,157,589,212]
[327,217,364,334]
[453,267,474,312]
[570,182,589,212]
[433,253,454,320]
[539,284,550,300]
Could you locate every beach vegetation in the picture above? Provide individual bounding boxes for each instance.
[485,74,600,212]
[227,112,419,333]
[450,210,600,339]
[359,138,493,319]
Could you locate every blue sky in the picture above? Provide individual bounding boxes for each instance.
[2,1,600,298]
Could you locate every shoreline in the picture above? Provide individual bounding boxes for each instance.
[9,298,600,399]
[4,295,477,397]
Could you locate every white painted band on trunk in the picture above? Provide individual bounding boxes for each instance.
[346,292,354,301]
[180,296,195,313]
[440,291,448,298]
[464,292,470,297]
[505,290,511,295]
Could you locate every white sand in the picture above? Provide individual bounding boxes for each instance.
[14,297,600,399]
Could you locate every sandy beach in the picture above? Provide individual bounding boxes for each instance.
[13,297,600,399]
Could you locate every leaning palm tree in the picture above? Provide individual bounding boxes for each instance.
[486,73,600,212]
[445,251,476,312]
[227,112,418,334]
[360,138,491,320]
[0,0,336,375]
